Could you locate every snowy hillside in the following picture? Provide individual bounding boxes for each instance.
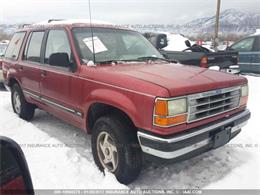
[0,75,259,189]
[130,9,260,36]
[175,9,260,35]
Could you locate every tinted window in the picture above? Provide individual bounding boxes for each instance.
[253,36,260,51]
[44,30,71,67]
[0,145,21,186]
[4,32,26,60]
[24,31,44,63]
[231,37,255,52]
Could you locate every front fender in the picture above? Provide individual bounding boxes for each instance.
[83,88,141,131]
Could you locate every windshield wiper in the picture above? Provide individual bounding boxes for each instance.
[136,56,176,63]
[94,56,177,65]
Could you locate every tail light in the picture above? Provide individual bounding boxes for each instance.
[200,56,208,68]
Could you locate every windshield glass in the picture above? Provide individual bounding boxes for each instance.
[72,27,163,63]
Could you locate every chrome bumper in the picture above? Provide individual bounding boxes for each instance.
[137,109,250,160]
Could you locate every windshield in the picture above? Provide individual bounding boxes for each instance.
[72,27,163,63]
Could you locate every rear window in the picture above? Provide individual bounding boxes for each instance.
[24,31,45,63]
[4,32,26,60]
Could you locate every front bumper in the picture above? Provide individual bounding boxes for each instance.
[137,109,250,163]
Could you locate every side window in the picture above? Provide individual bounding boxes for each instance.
[44,30,72,67]
[253,37,260,52]
[24,31,45,63]
[4,32,26,60]
[231,37,255,52]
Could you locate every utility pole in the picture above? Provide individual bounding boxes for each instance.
[214,0,221,49]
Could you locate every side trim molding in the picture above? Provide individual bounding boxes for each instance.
[23,90,83,118]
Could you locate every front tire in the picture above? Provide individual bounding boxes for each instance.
[91,114,142,184]
[11,84,35,121]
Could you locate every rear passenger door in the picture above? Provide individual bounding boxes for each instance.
[20,31,45,95]
[40,29,81,121]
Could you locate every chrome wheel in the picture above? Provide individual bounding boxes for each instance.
[97,131,118,172]
[13,91,21,114]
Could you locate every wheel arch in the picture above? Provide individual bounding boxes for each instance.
[83,89,140,133]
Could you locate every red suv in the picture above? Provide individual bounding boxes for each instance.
[2,20,250,184]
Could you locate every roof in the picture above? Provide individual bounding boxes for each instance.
[20,19,131,31]
[33,19,114,25]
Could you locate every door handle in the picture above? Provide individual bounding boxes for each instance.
[41,70,47,77]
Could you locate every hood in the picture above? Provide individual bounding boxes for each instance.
[94,63,247,97]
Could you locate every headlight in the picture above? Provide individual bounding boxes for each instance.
[154,97,188,127]
[240,84,248,106]
[168,98,187,116]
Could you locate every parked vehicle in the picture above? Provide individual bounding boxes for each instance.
[2,20,250,184]
[0,41,9,88]
[0,136,34,195]
[144,32,239,70]
[227,33,260,74]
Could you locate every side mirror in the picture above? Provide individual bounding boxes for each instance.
[49,53,77,72]
[0,137,34,195]
[155,34,168,49]
[143,33,168,49]
[49,52,70,67]
[185,40,191,48]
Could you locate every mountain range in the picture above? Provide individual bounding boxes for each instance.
[1,9,260,37]
[174,9,260,35]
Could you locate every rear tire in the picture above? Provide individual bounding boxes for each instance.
[11,83,35,121]
[91,114,142,184]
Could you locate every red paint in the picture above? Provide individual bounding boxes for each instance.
[1,176,26,195]
[2,23,248,136]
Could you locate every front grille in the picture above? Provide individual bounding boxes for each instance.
[188,87,241,122]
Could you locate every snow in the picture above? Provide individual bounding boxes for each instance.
[32,19,114,26]
[0,75,259,189]
[0,93,126,189]
[253,29,260,36]
[162,33,190,51]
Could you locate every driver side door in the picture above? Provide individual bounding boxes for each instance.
[40,29,82,125]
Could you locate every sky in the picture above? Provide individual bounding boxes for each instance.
[0,0,259,24]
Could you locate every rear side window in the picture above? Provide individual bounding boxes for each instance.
[24,31,45,63]
[4,32,26,60]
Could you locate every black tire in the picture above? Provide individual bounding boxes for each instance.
[91,114,142,184]
[11,83,35,121]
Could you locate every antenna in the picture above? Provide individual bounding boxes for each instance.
[88,0,96,64]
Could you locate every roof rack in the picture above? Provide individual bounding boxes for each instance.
[20,24,31,28]
[47,19,64,23]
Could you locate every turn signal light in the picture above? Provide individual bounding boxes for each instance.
[200,56,208,68]
[154,99,168,116]
[154,114,187,127]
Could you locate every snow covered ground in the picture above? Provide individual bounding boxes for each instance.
[0,75,259,190]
